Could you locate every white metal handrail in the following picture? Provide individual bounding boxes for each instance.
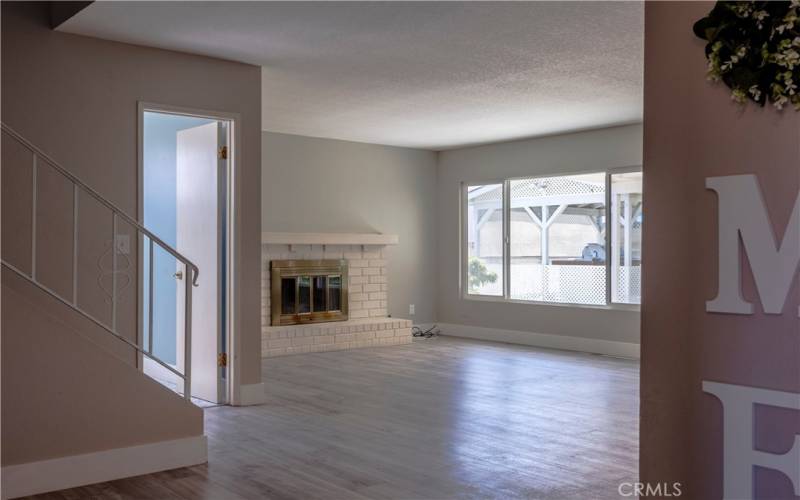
[1,123,197,400]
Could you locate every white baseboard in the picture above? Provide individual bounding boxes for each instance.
[237,382,266,406]
[1,435,207,499]
[437,323,640,359]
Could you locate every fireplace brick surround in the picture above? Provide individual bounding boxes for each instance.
[262,318,413,357]
[261,237,412,357]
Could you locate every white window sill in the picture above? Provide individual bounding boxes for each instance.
[461,293,641,312]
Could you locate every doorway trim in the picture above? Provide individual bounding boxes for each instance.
[136,101,242,405]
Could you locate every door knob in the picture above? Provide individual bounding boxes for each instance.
[174,271,183,280]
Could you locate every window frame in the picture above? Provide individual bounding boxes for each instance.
[460,166,642,310]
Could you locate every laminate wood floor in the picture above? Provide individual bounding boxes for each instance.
[26,336,639,500]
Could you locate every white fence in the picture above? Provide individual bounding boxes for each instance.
[471,262,641,305]
[615,265,642,304]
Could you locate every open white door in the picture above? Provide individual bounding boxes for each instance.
[175,122,226,404]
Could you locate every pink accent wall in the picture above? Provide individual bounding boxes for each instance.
[642,2,800,498]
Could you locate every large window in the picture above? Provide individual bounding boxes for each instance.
[464,170,642,306]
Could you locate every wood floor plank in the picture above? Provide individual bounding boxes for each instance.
[21,336,639,499]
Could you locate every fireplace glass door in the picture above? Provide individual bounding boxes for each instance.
[271,260,349,325]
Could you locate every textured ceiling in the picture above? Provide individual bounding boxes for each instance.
[60,2,644,150]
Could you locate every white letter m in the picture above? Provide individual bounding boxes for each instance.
[706,175,800,315]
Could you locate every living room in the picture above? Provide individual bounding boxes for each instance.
[2,2,798,499]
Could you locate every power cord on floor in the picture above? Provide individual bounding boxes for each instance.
[412,324,440,338]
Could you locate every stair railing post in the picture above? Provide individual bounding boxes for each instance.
[184,265,192,400]
[72,184,79,305]
[111,213,117,332]
[148,238,154,355]
[31,154,37,279]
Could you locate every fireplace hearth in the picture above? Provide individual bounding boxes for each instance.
[270,259,348,326]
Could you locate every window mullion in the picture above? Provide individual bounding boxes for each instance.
[461,182,467,298]
[503,179,511,300]
[604,172,612,306]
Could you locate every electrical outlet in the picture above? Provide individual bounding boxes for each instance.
[115,234,130,255]
[409,304,415,316]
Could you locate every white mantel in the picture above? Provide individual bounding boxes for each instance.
[261,232,399,246]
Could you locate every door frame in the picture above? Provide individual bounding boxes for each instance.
[136,101,242,405]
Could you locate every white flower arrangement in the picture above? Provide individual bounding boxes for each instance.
[695,1,800,111]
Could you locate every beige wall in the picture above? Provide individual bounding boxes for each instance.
[436,124,643,345]
[1,1,262,385]
[2,276,203,466]
[261,132,438,323]
[1,1,261,465]
[641,3,799,497]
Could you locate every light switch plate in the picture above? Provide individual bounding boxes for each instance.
[115,234,130,255]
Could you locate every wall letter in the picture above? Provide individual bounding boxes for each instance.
[706,175,800,315]
[703,381,800,499]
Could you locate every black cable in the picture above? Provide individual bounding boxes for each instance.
[412,324,439,338]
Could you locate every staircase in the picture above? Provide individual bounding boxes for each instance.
[1,122,198,399]
[0,123,207,498]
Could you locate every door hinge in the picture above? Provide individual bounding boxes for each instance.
[217,352,227,367]
[218,146,228,160]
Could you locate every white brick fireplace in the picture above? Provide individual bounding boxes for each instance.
[261,232,413,357]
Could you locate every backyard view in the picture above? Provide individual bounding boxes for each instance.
[466,172,642,305]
